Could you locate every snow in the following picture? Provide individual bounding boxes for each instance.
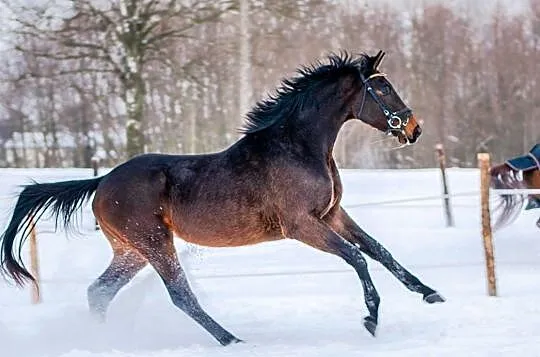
[1,167,539,357]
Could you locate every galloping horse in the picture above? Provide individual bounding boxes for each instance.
[0,51,444,346]
[490,143,540,230]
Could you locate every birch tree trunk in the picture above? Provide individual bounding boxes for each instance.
[239,0,252,121]
[124,72,146,158]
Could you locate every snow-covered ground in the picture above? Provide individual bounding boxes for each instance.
[0,167,539,357]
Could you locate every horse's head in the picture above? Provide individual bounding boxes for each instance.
[351,50,421,145]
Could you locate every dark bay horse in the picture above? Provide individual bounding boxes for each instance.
[0,51,444,346]
[490,144,540,230]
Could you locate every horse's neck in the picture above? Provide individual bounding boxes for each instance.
[290,115,345,162]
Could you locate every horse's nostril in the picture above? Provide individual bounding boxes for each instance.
[408,126,422,144]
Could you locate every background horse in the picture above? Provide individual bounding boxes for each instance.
[490,145,540,230]
[0,51,444,346]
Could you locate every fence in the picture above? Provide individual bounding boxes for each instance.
[20,150,540,304]
[347,151,539,298]
[477,153,540,297]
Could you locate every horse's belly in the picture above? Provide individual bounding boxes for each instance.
[177,231,283,247]
[170,211,283,247]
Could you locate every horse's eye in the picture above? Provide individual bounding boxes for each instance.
[380,85,391,96]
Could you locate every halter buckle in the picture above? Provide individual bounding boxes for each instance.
[388,115,402,129]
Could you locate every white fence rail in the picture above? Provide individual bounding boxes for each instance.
[344,189,540,209]
[3,155,537,303]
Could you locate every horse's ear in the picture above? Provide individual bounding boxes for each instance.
[373,50,385,70]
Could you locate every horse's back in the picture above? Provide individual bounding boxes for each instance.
[92,153,217,224]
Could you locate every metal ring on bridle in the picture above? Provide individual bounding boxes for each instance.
[388,115,402,129]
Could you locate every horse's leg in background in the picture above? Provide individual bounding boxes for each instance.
[489,164,528,229]
[286,215,381,336]
[489,163,518,187]
[127,215,241,346]
[87,223,148,320]
[326,207,445,303]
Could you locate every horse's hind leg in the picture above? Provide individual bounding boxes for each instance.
[128,216,241,346]
[87,225,148,320]
[326,207,445,303]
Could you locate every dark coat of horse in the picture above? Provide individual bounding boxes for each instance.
[0,51,444,346]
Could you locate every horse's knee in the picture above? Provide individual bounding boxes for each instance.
[339,242,369,270]
[373,244,393,264]
[358,238,393,264]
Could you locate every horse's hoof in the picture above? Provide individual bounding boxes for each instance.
[221,336,244,346]
[423,291,446,304]
[363,316,377,337]
[89,311,106,324]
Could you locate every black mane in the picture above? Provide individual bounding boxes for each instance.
[240,51,370,134]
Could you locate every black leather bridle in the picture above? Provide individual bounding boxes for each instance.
[358,72,412,135]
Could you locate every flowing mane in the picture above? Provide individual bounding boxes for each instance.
[240,51,370,134]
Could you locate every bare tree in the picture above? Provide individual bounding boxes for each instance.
[238,0,252,121]
[4,0,236,158]
[1,0,537,169]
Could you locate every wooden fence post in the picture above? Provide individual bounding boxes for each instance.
[435,144,454,227]
[478,152,497,297]
[29,217,41,304]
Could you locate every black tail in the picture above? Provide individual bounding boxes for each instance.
[489,163,526,230]
[0,177,104,288]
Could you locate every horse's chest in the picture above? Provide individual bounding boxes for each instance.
[315,173,341,219]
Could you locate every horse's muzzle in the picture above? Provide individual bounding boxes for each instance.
[408,125,422,143]
[401,114,422,144]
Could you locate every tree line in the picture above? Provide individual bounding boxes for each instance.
[0,0,538,169]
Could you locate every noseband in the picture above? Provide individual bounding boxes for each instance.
[358,72,412,135]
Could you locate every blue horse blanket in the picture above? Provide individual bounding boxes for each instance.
[505,143,540,172]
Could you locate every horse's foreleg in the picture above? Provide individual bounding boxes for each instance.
[130,218,242,346]
[325,207,445,304]
[286,216,380,336]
